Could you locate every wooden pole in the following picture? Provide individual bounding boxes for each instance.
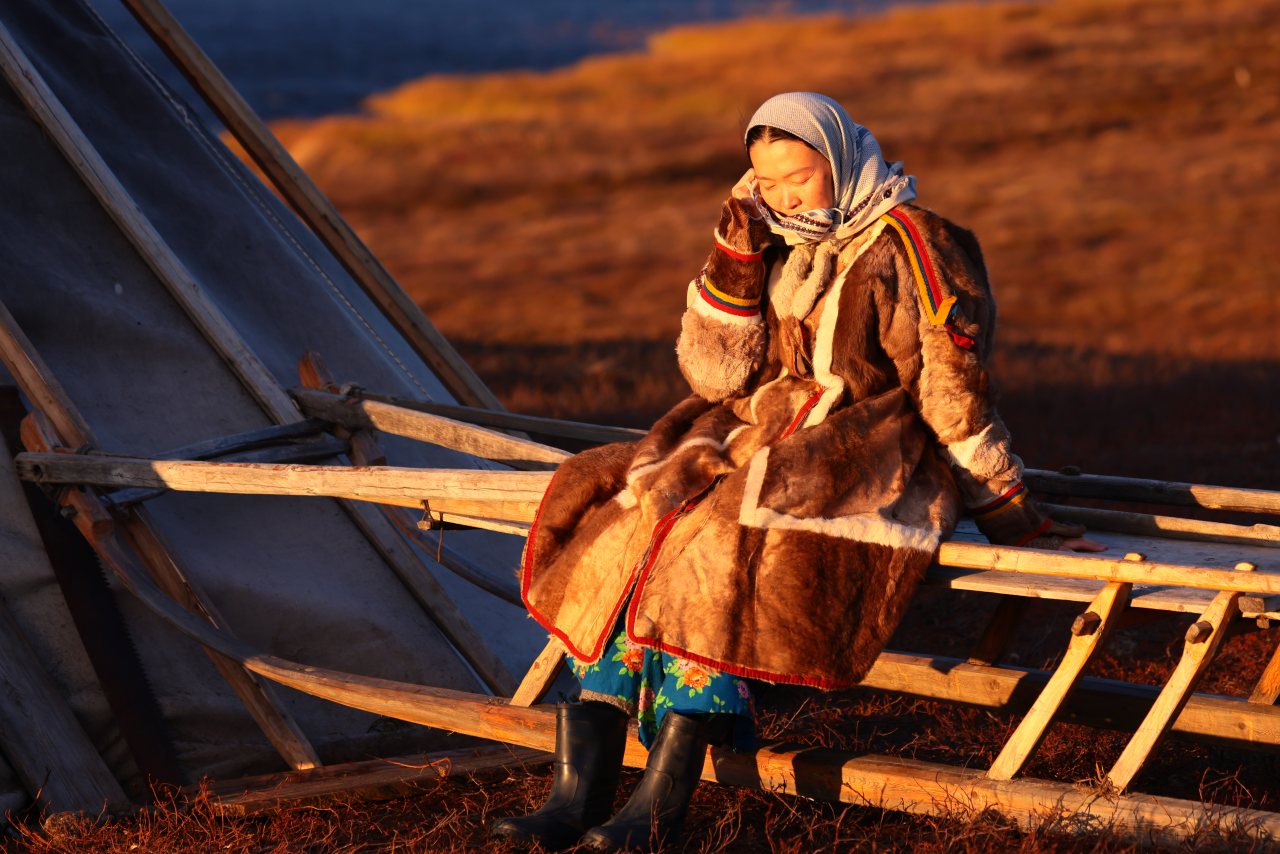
[1041,502,1280,548]
[0,305,321,771]
[291,387,568,469]
[1025,469,1280,516]
[114,0,503,412]
[0,23,298,422]
[16,452,550,523]
[353,390,646,446]
[21,414,322,772]
[0,434,128,813]
[511,640,567,707]
[297,353,516,696]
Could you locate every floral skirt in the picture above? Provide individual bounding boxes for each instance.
[568,627,755,751]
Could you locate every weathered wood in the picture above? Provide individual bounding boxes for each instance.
[1106,591,1240,791]
[0,302,93,448]
[354,391,646,445]
[511,640,567,707]
[858,651,1280,752]
[198,745,549,815]
[966,597,1025,666]
[16,452,551,524]
[0,22,298,423]
[936,542,1280,595]
[292,387,569,470]
[1042,503,1280,548]
[407,523,522,607]
[986,582,1131,781]
[1249,640,1280,705]
[153,420,330,461]
[116,0,501,412]
[1025,469,1280,516]
[22,414,323,772]
[104,436,350,509]
[0,435,128,813]
[59,521,1280,843]
[295,352,517,696]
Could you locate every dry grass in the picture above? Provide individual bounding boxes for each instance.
[20,0,1279,849]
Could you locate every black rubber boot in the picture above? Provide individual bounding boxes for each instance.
[490,701,629,850]
[579,711,713,852]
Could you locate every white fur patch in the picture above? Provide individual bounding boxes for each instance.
[738,448,940,553]
[945,422,999,472]
[804,221,889,428]
[613,488,638,509]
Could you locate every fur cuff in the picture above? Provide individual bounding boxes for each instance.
[676,308,766,402]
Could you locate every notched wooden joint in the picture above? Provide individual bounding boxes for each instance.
[1185,620,1214,644]
[1071,611,1102,636]
[1123,552,1145,562]
[1234,561,1257,572]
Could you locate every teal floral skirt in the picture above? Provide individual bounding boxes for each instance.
[568,627,755,751]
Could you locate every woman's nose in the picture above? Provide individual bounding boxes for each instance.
[780,189,800,211]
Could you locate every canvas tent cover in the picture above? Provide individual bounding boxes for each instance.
[0,0,545,795]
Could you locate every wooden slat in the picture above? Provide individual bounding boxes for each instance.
[511,640,567,707]
[199,745,549,815]
[115,0,501,412]
[21,413,322,772]
[1249,640,1280,705]
[966,597,1025,666]
[291,387,568,469]
[16,452,550,523]
[1025,469,1280,516]
[986,582,1131,780]
[354,391,646,445]
[1106,590,1240,791]
[1042,503,1280,548]
[936,542,1280,595]
[0,21,297,423]
[0,434,128,812]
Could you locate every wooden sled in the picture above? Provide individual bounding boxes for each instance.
[10,376,1280,847]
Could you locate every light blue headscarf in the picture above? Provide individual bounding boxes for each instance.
[746,92,916,244]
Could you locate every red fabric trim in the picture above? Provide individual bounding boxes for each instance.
[1012,516,1054,547]
[779,390,823,441]
[946,326,976,350]
[713,238,764,263]
[698,285,761,317]
[520,466,643,664]
[886,208,946,312]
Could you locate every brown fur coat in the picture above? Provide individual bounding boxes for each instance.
[521,204,1050,688]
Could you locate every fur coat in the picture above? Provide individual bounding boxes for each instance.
[520,203,1056,689]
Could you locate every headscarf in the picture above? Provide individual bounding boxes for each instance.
[745,92,916,245]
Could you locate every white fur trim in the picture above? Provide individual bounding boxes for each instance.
[686,277,700,309]
[613,487,638,509]
[738,448,940,552]
[804,221,889,428]
[946,423,999,472]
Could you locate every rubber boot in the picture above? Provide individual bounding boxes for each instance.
[490,701,629,850]
[579,711,713,852]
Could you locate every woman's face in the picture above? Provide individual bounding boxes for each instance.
[749,138,834,214]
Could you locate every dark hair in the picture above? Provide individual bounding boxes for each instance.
[745,124,811,151]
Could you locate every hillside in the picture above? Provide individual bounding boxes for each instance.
[259,0,1279,489]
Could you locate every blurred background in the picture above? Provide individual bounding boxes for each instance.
[104,0,1279,488]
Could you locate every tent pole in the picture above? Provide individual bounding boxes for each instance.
[0,302,320,772]
[116,0,504,412]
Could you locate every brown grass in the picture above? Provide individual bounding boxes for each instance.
[21,0,1279,849]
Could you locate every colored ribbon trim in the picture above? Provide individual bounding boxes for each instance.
[699,274,761,317]
[880,209,956,326]
[713,232,765,263]
[972,481,1028,521]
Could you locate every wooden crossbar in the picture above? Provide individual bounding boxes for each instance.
[1025,469,1280,516]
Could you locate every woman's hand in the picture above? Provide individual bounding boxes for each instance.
[1058,537,1107,553]
[730,168,757,203]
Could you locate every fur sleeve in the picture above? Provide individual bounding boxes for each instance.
[877,207,1059,547]
[675,199,770,402]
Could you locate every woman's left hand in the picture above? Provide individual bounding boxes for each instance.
[1058,537,1107,553]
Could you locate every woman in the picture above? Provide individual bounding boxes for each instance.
[493,92,1101,852]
